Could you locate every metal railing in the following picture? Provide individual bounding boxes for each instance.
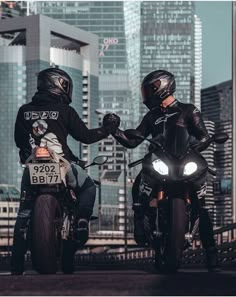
[0,224,235,271]
[77,223,236,268]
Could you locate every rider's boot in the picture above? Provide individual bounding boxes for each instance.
[133,204,148,246]
[206,246,221,272]
[198,207,221,272]
[11,176,32,275]
[74,218,89,246]
[73,208,91,246]
[11,218,28,275]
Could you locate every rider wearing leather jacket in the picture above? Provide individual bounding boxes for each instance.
[106,70,219,272]
[12,68,120,274]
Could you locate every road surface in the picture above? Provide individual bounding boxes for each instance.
[0,268,236,295]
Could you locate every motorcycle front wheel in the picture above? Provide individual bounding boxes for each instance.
[31,194,61,274]
[155,198,186,273]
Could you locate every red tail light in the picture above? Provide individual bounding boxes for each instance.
[35,147,50,158]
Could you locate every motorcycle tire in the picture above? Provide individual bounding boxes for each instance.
[61,239,76,274]
[31,194,61,274]
[155,198,186,273]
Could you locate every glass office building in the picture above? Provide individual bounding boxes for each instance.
[201,80,233,226]
[0,46,26,186]
[201,121,216,223]
[193,14,202,110]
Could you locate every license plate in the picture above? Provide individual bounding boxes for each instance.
[28,163,61,185]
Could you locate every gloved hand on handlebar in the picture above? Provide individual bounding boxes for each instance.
[102,113,121,134]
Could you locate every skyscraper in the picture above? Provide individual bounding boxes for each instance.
[201,121,216,223]
[193,14,202,110]
[233,1,236,224]
[201,80,232,226]
[0,15,99,185]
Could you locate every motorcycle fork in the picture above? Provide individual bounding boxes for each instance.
[149,189,166,237]
[61,189,77,240]
[185,191,192,230]
[184,192,193,247]
[184,192,200,248]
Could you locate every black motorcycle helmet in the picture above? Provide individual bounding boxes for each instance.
[141,70,176,110]
[37,67,73,104]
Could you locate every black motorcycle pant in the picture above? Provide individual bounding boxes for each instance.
[132,172,216,250]
[11,164,96,273]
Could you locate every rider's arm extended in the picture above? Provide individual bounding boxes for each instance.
[112,114,150,149]
[68,107,110,144]
[187,104,211,151]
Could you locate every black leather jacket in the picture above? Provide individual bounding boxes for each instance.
[113,99,210,150]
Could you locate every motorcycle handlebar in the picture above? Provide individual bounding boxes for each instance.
[128,158,143,168]
[71,159,87,169]
[208,167,216,176]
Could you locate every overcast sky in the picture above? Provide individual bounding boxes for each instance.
[195,1,232,88]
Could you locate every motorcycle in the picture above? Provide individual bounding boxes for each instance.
[24,146,107,274]
[125,126,228,273]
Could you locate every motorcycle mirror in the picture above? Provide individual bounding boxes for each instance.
[93,155,108,165]
[213,133,229,144]
[124,129,145,140]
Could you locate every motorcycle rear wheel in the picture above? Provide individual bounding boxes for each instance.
[31,194,61,274]
[155,198,186,273]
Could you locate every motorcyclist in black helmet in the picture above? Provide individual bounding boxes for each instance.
[106,70,219,272]
[12,67,120,274]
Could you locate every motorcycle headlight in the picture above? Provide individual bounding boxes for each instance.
[152,159,169,175]
[183,162,198,176]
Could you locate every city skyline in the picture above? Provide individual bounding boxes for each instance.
[0,1,232,90]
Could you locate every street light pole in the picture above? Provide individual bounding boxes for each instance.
[232,2,236,223]
[98,180,102,231]
[92,179,102,230]
[123,146,128,260]
[7,189,10,256]
[94,109,105,231]
[79,142,82,160]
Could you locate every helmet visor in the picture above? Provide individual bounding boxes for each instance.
[59,77,73,101]
[59,77,69,94]
[141,80,161,103]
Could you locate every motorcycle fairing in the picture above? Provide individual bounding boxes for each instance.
[163,125,191,159]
